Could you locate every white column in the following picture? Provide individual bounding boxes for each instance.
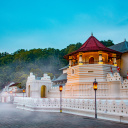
[79,52,83,65]
[69,56,72,68]
[98,51,103,64]
[113,54,117,66]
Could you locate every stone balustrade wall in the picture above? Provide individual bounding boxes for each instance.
[14,97,128,123]
[14,97,128,116]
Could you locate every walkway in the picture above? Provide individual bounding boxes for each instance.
[0,103,128,128]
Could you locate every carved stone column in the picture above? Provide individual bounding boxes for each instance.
[113,54,117,66]
[69,56,73,68]
[98,51,103,64]
[79,52,83,65]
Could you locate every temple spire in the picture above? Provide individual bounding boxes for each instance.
[124,38,126,42]
[91,32,93,36]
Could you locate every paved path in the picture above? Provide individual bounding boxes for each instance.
[0,103,128,128]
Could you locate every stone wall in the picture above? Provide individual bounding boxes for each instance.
[48,72,128,100]
[120,52,128,78]
[14,97,128,123]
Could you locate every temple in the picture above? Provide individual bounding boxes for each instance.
[23,34,128,100]
[2,34,128,123]
[64,34,121,67]
[50,34,124,99]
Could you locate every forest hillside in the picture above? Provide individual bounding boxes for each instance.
[0,40,114,89]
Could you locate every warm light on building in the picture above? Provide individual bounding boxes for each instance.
[93,79,98,90]
[23,89,25,93]
[59,85,63,91]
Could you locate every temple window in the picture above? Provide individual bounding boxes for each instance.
[72,69,75,74]
[89,57,94,64]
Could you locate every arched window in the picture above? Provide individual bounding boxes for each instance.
[72,69,75,74]
[89,57,94,64]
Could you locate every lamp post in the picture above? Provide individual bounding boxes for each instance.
[93,78,98,119]
[59,85,63,113]
[23,88,25,98]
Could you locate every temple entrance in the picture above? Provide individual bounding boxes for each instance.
[41,85,46,98]
[28,85,30,97]
[89,57,94,64]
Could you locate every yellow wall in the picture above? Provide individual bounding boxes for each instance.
[82,52,98,63]
[121,52,128,77]
[81,52,108,63]
[117,59,121,68]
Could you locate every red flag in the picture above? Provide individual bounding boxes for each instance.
[117,66,120,72]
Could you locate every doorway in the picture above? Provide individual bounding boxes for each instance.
[41,85,46,98]
[89,57,94,64]
[28,85,30,97]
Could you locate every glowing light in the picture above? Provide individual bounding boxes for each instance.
[93,79,98,90]
[59,85,63,91]
[23,89,25,93]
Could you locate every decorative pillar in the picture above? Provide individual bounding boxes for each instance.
[113,54,117,66]
[69,56,73,68]
[79,52,83,65]
[72,59,76,66]
[98,51,103,64]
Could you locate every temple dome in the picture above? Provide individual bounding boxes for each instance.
[64,35,121,60]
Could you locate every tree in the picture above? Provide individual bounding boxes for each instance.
[100,40,114,47]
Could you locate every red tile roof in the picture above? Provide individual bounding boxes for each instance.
[64,35,122,59]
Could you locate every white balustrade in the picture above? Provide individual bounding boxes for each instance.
[14,97,128,116]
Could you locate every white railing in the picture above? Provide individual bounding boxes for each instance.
[14,97,128,116]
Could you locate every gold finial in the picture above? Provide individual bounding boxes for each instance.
[91,32,93,36]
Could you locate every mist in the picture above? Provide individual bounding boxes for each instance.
[0,48,68,89]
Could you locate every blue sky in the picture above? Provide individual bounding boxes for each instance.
[0,0,128,53]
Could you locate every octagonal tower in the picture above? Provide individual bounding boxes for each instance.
[64,34,122,99]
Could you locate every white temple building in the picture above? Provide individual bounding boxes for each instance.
[13,34,128,123]
[26,73,52,98]
[0,82,23,102]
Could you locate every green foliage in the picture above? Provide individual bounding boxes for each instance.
[0,40,114,90]
[100,40,114,47]
[0,42,82,89]
[47,73,54,79]
[30,68,43,77]
[13,71,28,88]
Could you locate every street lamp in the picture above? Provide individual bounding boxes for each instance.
[59,85,63,113]
[23,88,25,98]
[93,78,98,119]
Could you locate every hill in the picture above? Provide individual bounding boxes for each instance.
[0,40,114,89]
